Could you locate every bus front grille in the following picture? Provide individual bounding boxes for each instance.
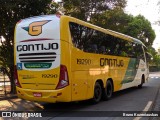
[19,52,56,62]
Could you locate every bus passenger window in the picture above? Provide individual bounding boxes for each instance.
[120,51,128,57]
[89,44,98,53]
[99,46,106,54]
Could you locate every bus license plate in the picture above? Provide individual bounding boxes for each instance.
[33,92,42,97]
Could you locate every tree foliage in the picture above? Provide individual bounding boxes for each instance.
[148,47,160,66]
[125,15,156,48]
[154,55,160,66]
[63,0,126,21]
[0,0,52,93]
[62,0,155,48]
[91,9,156,48]
[47,1,60,14]
[91,9,133,32]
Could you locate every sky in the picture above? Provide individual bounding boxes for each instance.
[55,0,160,50]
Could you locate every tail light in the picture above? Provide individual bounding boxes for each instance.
[56,65,69,89]
[14,65,22,88]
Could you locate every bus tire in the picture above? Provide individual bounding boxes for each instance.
[91,82,102,104]
[138,76,144,88]
[102,80,113,100]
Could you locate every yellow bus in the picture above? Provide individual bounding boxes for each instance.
[14,14,149,103]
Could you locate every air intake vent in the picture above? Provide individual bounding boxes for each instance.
[19,52,56,62]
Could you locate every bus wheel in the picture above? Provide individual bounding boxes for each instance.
[102,80,113,100]
[138,76,144,88]
[91,82,102,104]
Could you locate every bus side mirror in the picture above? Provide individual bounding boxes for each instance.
[145,52,153,61]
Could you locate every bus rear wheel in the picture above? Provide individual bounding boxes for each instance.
[102,80,113,100]
[91,82,102,104]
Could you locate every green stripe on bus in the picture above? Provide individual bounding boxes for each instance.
[121,58,139,84]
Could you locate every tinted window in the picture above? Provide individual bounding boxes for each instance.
[69,22,143,59]
[134,44,145,60]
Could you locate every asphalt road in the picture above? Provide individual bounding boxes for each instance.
[0,73,160,120]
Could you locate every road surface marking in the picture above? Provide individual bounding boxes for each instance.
[133,101,153,120]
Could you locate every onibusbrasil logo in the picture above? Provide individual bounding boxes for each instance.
[22,20,51,36]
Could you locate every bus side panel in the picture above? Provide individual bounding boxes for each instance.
[71,49,95,101]
[60,17,92,101]
[64,17,132,101]
[120,46,148,90]
[60,16,72,102]
[120,58,146,90]
[70,48,131,100]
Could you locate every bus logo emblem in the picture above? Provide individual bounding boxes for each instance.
[22,20,51,36]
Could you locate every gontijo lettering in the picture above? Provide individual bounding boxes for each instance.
[100,58,124,67]
[17,43,58,52]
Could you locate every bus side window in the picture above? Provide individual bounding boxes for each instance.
[131,43,136,58]
[120,51,128,57]
[135,44,145,60]
[114,43,121,56]
[118,41,127,57]
[126,43,135,58]
[99,46,106,54]
[90,44,98,53]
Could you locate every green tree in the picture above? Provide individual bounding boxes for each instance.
[91,9,156,48]
[148,47,157,58]
[63,0,127,21]
[0,0,52,93]
[125,15,156,48]
[91,9,133,32]
[153,55,160,66]
[47,1,60,14]
[147,47,160,67]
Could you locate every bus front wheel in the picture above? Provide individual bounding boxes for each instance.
[102,80,113,100]
[91,82,102,104]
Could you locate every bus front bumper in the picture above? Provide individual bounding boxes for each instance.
[16,87,71,103]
